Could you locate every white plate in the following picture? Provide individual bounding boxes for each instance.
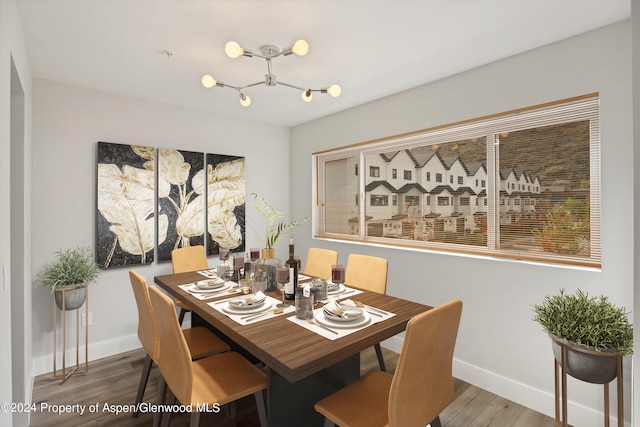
[323,305,364,323]
[188,282,230,294]
[196,278,225,289]
[228,294,267,309]
[316,310,370,329]
[326,283,346,295]
[222,300,271,315]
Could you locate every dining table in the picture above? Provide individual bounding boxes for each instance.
[154,270,432,427]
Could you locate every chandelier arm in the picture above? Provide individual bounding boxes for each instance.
[277,81,308,92]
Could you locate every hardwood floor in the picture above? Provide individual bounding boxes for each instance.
[30,347,556,426]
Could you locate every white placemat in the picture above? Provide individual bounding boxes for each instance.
[178,281,240,300]
[208,295,295,325]
[287,299,395,340]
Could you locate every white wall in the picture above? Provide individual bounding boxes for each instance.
[291,21,634,427]
[631,0,639,424]
[1,1,33,427]
[30,79,291,374]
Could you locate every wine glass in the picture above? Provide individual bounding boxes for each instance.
[250,247,260,262]
[331,264,345,288]
[276,264,290,308]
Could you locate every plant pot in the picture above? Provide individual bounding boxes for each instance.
[54,286,86,311]
[550,335,620,384]
[262,248,275,259]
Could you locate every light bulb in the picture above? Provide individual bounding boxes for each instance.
[327,84,342,97]
[291,39,309,56]
[201,75,216,88]
[225,41,244,59]
[302,89,313,102]
[239,94,251,107]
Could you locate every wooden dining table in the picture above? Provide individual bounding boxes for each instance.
[154,271,431,426]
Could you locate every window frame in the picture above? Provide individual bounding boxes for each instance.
[313,94,601,269]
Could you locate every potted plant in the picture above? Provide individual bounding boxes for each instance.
[532,288,633,383]
[37,247,101,310]
[248,193,309,259]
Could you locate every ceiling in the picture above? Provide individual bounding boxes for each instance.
[16,0,630,128]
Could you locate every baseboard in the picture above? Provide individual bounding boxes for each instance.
[380,338,628,427]
[31,333,141,377]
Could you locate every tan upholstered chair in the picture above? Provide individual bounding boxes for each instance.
[171,245,209,324]
[345,253,389,370]
[148,285,268,427]
[303,248,339,279]
[129,270,230,418]
[315,299,463,427]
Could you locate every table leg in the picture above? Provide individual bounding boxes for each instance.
[267,354,360,427]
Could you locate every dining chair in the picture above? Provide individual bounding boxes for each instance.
[171,245,209,325]
[303,247,339,279]
[128,270,230,418]
[315,299,463,427]
[148,285,268,427]
[345,253,389,370]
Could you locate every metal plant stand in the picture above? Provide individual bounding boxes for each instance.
[552,336,623,427]
[53,287,89,383]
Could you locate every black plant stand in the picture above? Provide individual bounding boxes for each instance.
[552,336,623,427]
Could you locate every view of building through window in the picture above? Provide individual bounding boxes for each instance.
[316,96,599,267]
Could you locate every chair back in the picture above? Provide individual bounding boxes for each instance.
[388,299,463,427]
[171,245,208,274]
[129,270,158,361]
[344,254,388,294]
[304,248,338,279]
[148,286,193,405]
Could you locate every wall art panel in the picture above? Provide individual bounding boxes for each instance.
[157,149,206,262]
[96,141,158,268]
[206,154,246,256]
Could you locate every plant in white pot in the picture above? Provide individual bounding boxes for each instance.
[532,288,633,384]
[37,247,101,310]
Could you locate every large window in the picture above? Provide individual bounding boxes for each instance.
[314,94,600,268]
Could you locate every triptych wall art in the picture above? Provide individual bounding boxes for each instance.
[96,141,245,269]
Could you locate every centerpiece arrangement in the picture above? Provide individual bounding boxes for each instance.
[37,246,101,310]
[532,288,633,383]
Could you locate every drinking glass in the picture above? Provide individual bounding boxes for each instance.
[250,248,260,261]
[331,264,345,286]
[219,246,230,262]
[276,265,290,308]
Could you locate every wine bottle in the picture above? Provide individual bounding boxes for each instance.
[284,239,298,300]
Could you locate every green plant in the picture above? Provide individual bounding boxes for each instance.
[532,288,633,355]
[37,247,101,292]
[248,193,309,249]
[533,198,590,255]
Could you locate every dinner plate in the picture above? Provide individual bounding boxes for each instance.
[326,283,346,295]
[227,294,267,310]
[323,305,364,323]
[196,278,225,290]
[188,282,230,294]
[316,310,371,329]
[222,300,271,315]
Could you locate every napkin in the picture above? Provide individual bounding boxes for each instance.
[323,300,363,320]
[229,291,266,307]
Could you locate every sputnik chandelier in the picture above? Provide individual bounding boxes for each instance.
[201,39,341,107]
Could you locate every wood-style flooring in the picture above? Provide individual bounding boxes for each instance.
[30,347,556,426]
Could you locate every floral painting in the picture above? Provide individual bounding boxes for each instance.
[206,154,246,256]
[97,142,163,268]
[157,149,206,262]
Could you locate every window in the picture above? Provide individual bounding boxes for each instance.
[355,194,359,206]
[392,168,397,179]
[314,94,601,268]
[370,195,388,206]
[392,195,398,206]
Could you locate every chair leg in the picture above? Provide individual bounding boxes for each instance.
[374,343,387,372]
[153,376,167,427]
[132,354,153,418]
[254,390,268,427]
[323,418,335,427]
[429,415,442,427]
[190,411,201,427]
[160,390,175,427]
